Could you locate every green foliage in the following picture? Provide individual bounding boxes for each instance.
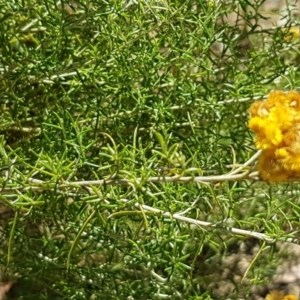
[0,0,300,299]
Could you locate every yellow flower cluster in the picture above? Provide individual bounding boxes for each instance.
[248,90,300,182]
[282,26,300,42]
[265,290,297,300]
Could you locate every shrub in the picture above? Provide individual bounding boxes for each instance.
[0,0,300,299]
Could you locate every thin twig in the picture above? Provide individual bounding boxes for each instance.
[119,199,299,244]
[229,150,262,175]
[0,151,261,194]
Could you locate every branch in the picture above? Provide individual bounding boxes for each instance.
[1,149,297,244]
[0,151,262,194]
[119,199,299,245]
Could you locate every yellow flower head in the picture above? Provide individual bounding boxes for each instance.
[249,90,300,182]
[265,290,297,300]
[266,290,285,300]
[282,26,300,42]
[284,296,298,300]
